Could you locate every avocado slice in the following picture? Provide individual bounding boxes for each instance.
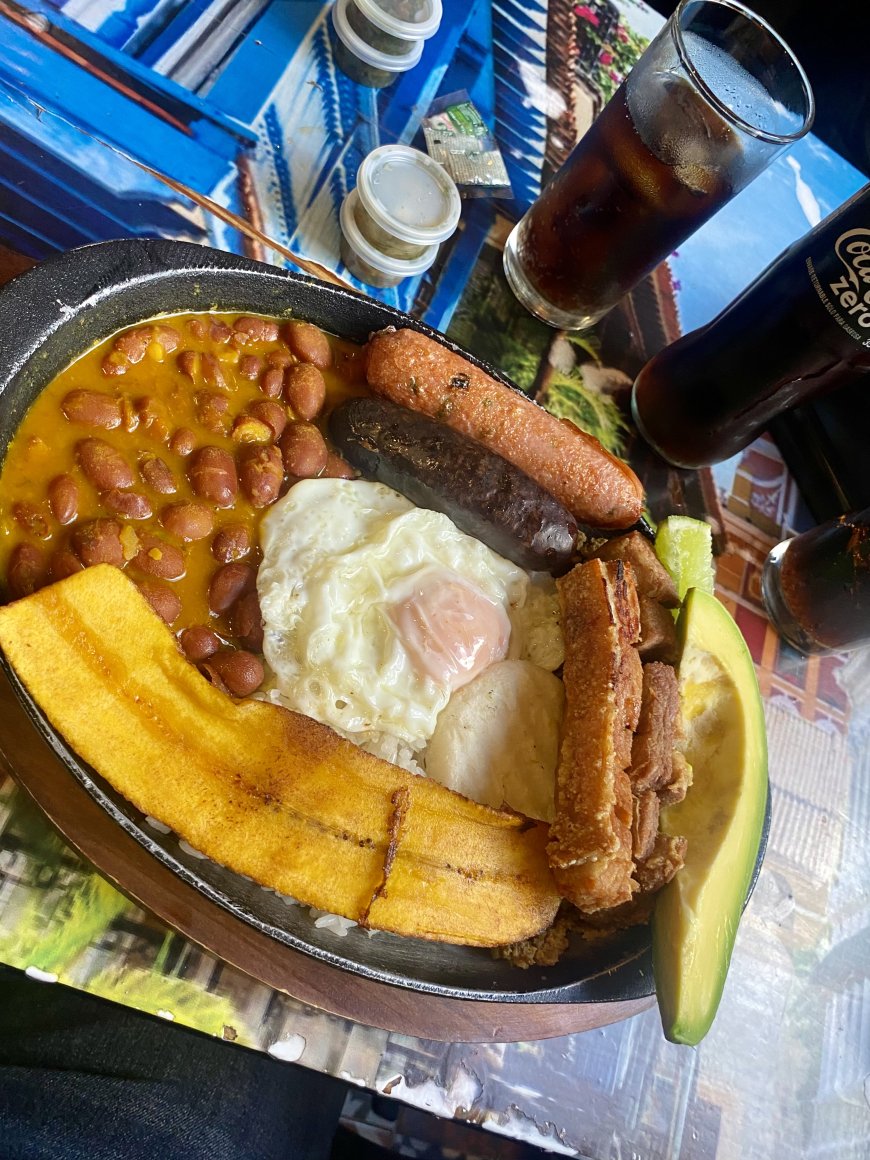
[652,587,769,1045]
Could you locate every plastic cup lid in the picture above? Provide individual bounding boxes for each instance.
[356,144,461,246]
[340,189,438,278]
[352,0,443,41]
[332,0,424,72]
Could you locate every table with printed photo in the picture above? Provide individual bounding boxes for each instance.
[1,1,869,1157]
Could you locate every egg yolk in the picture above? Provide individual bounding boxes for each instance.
[388,573,511,692]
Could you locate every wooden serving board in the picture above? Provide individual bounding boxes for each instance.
[0,670,653,1043]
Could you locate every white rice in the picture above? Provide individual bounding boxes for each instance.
[310,908,358,937]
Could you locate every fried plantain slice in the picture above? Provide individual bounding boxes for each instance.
[0,566,560,946]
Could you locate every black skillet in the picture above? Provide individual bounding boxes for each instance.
[0,239,770,1005]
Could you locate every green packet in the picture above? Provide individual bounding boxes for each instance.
[422,90,513,199]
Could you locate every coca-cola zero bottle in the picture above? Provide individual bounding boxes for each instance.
[631,183,870,467]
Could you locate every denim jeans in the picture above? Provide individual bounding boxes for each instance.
[0,966,348,1160]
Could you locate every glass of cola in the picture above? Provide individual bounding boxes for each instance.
[503,0,814,331]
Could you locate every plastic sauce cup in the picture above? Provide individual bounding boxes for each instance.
[346,0,443,56]
[339,189,438,287]
[355,144,461,258]
[331,0,425,88]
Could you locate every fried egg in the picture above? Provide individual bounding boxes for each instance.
[257,479,529,751]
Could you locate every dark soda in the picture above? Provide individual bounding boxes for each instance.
[512,79,737,319]
[632,184,870,467]
[762,509,870,653]
[504,2,813,331]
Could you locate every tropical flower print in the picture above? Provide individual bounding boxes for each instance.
[574,2,650,104]
[574,5,601,26]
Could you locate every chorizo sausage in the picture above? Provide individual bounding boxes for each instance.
[364,328,643,529]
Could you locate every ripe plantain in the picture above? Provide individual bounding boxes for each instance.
[0,566,560,946]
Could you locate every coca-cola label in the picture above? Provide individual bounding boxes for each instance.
[807,226,870,346]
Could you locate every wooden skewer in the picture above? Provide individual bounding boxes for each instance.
[135,159,356,291]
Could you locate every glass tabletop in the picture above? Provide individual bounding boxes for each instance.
[1,2,869,1157]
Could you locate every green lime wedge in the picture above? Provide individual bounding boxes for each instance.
[654,516,715,603]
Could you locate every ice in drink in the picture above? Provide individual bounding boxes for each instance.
[503,3,814,331]
[512,71,739,318]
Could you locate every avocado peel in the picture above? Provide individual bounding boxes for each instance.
[652,587,768,1045]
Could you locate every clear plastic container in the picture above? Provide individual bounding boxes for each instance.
[331,0,424,88]
[354,144,461,259]
[339,189,438,287]
[345,0,442,56]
